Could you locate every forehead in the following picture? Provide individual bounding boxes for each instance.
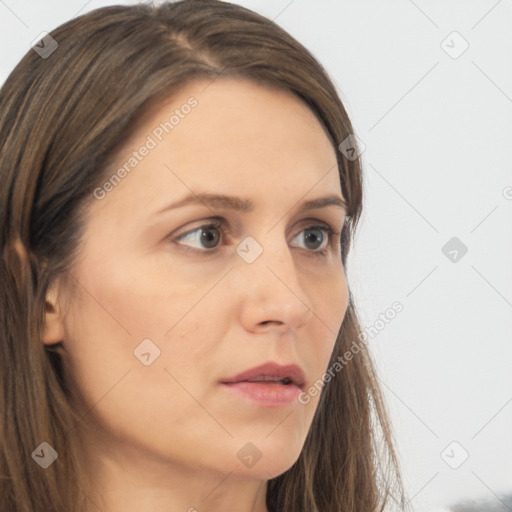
[127,77,335,158]
[91,77,342,219]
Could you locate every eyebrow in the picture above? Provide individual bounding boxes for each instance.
[154,192,347,215]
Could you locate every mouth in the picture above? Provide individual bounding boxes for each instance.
[220,362,306,407]
[221,362,306,388]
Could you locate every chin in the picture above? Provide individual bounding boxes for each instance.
[226,442,304,481]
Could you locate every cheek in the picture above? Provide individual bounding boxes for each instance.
[59,256,226,409]
[55,249,347,475]
[310,269,348,372]
[310,265,348,334]
[69,253,210,341]
[59,286,216,449]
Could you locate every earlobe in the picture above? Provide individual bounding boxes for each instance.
[42,282,66,346]
[9,236,66,345]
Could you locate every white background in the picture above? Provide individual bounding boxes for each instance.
[1,1,511,510]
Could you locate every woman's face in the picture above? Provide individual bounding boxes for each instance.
[46,78,348,483]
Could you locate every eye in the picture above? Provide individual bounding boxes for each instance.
[290,224,337,257]
[172,218,340,257]
[174,219,225,253]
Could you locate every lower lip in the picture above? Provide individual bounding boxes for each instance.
[220,381,302,407]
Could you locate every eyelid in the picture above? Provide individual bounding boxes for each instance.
[173,217,227,241]
[171,216,342,255]
[174,215,342,235]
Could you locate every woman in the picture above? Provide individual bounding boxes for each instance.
[0,1,409,511]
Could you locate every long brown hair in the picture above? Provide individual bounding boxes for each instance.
[0,1,410,510]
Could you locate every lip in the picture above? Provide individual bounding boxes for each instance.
[220,362,306,407]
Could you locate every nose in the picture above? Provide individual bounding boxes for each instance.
[235,235,314,334]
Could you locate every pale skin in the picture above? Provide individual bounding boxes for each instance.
[42,78,349,512]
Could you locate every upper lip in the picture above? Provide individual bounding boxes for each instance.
[221,362,306,389]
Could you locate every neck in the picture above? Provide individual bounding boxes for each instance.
[80,426,270,512]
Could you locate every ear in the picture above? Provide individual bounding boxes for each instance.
[42,278,66,346]
[9,236,66,345]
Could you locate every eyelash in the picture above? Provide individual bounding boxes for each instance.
[173,218,341,259]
